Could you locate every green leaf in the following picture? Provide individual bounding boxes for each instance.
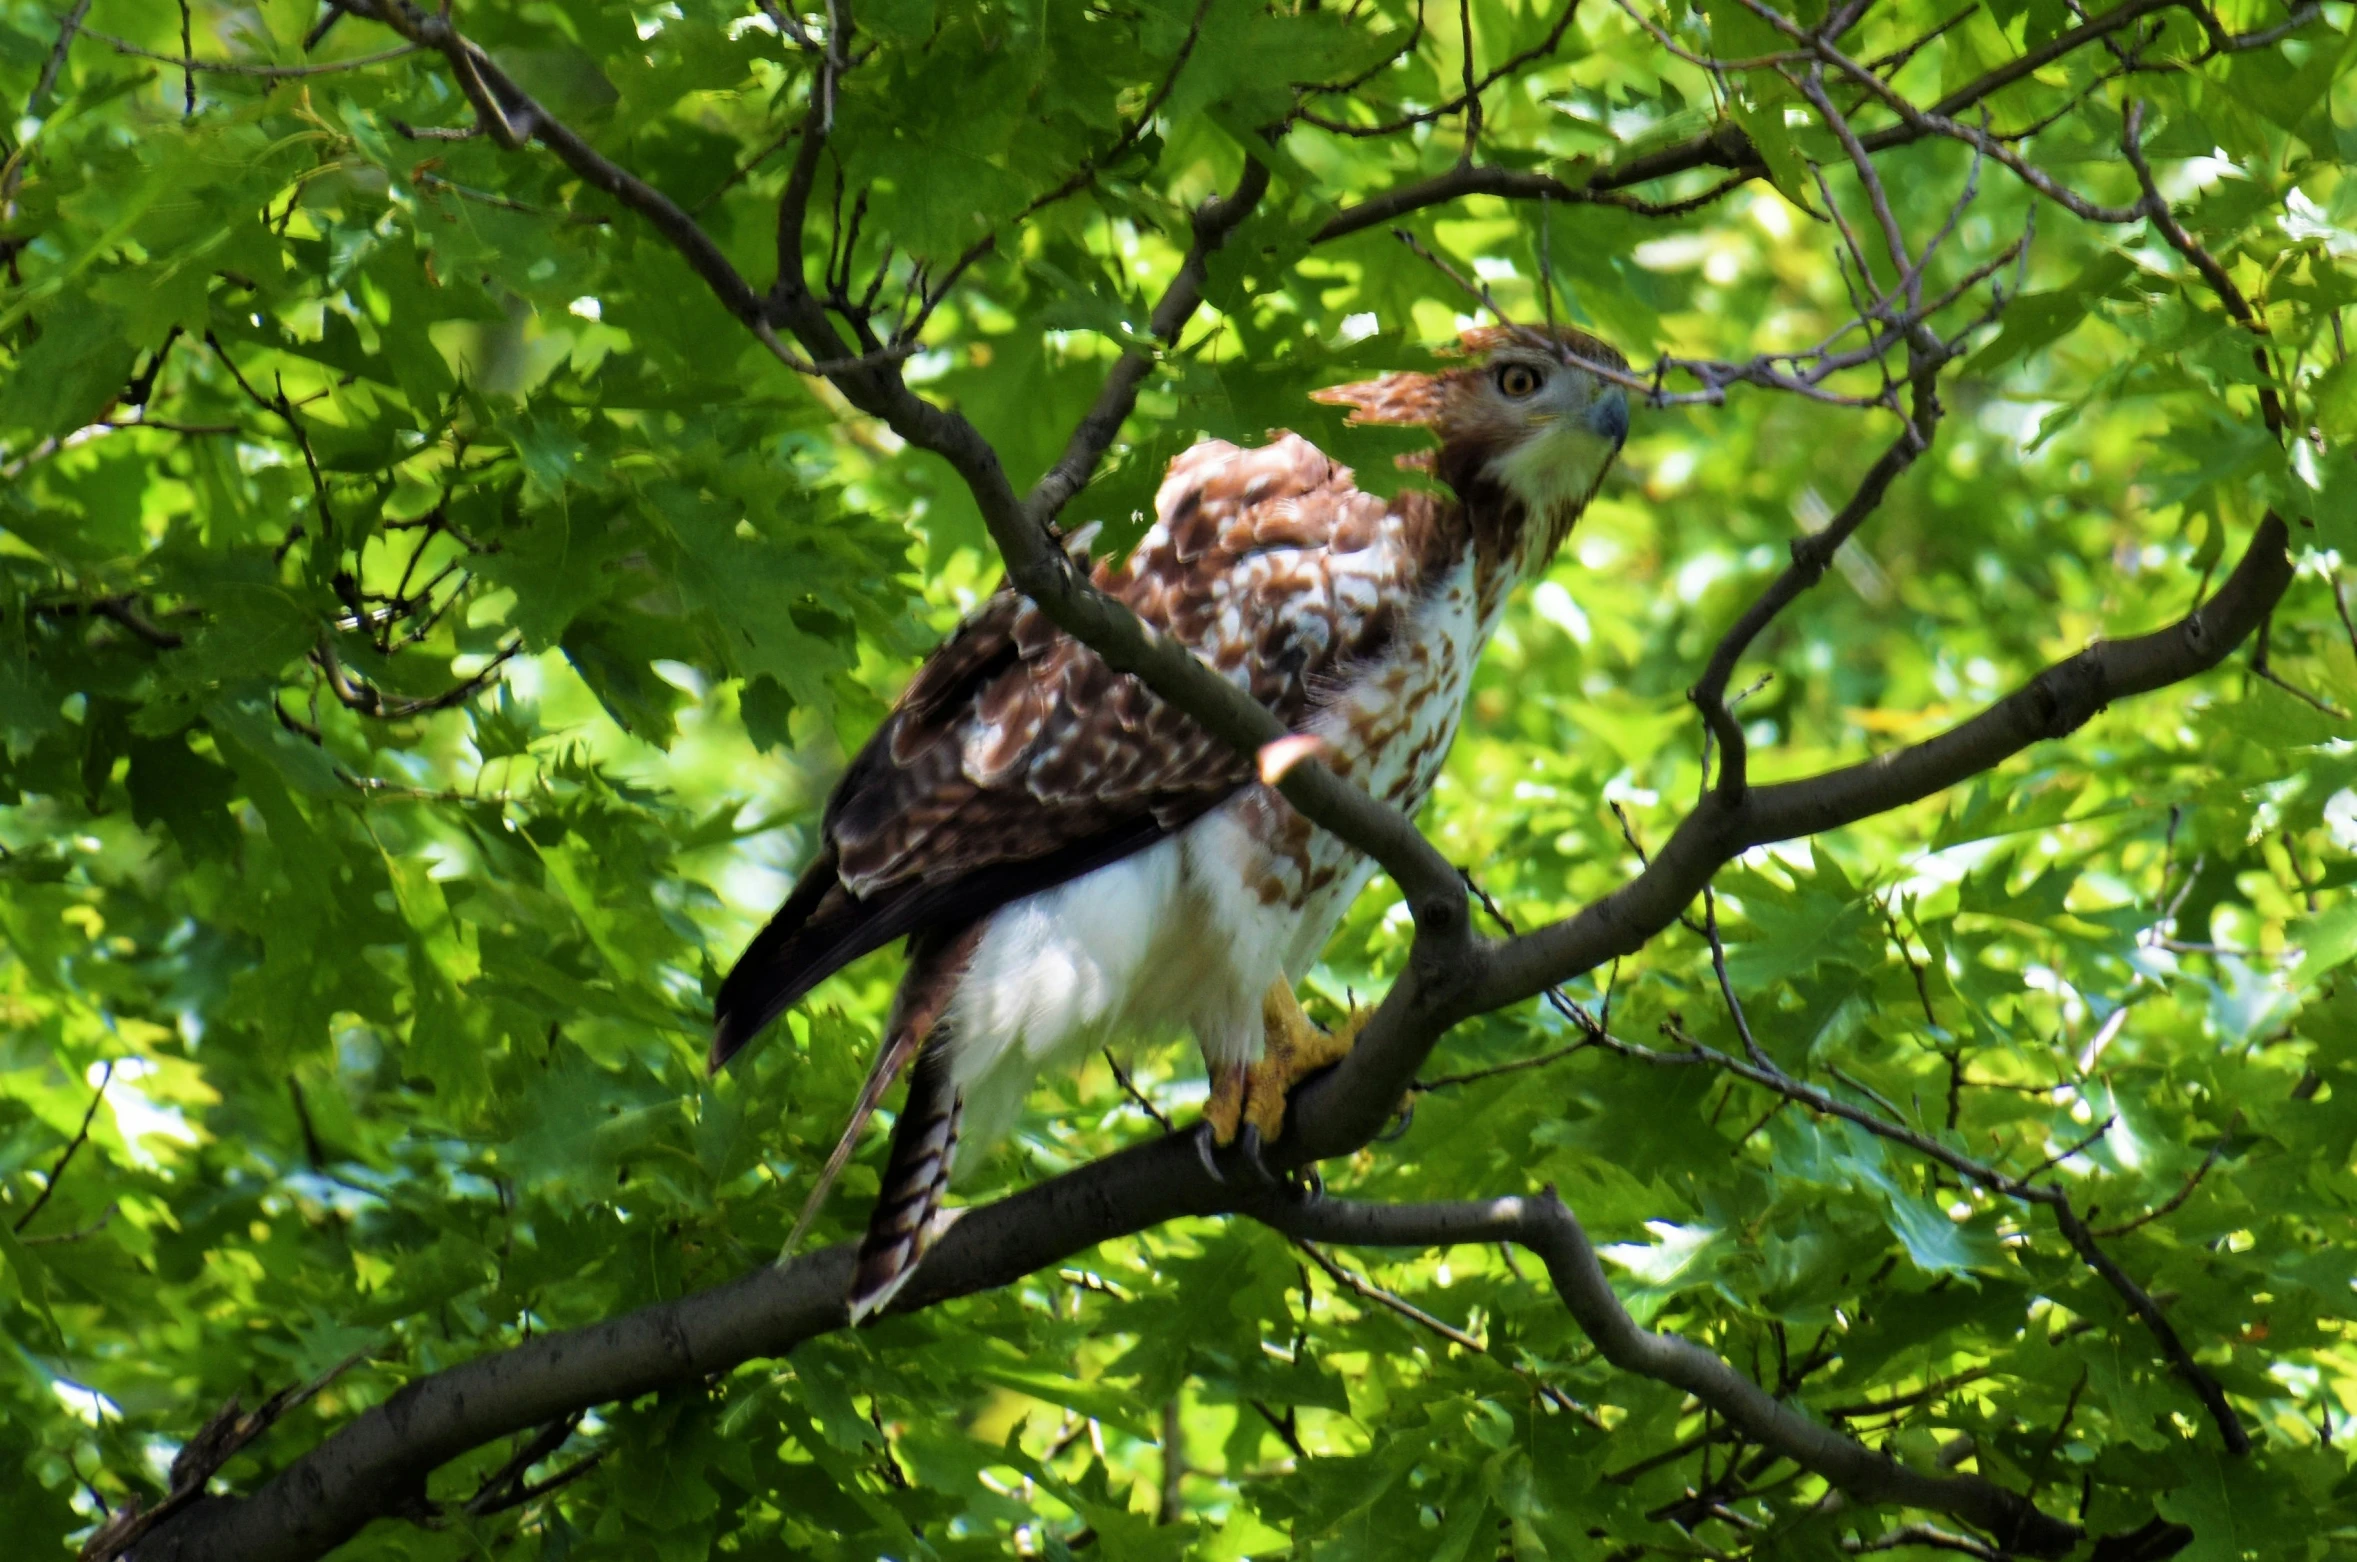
[125,727,239,860]
[0,300,137,441]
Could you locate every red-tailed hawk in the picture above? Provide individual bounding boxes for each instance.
[715,326,1630,1319]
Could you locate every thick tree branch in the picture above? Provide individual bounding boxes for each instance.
[129,537,2298,1562]
[1261,1192,2082,1556]
[146,507,2276,1556]
[132,1133,2087,1560]
[1294,514,2290,1162]
[1468,514,2291,1014]
[124,408,2286,1562]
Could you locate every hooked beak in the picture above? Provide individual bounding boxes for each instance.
[1585,386,1630,446]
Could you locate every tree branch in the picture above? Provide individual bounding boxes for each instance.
[13,1061,111,1235]
[1609,901,2248,1457]
[1261,1192,2081,1556]
[1311,0,2320,243]
[79,30,417,75]
[123,405,2286,1562]
[1023,156,1270,526]
[129,1133,2086,1561]
[28,595,189,651]
[2119,98,2286,439]
[330,0,1462,931]
[138,520,2291,1562]
[1284,1229,1609,1425]
[1294,0,1579,139]
[1469,513,2290,1023]
[25,0,93,121]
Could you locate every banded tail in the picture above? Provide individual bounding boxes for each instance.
[848,1043,962,1323]
[770,923,979,1323]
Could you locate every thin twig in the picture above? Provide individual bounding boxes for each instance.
[1415,1044,1587,1092]
[79,1349,374,1561]
[314,634,523,720]
[20,1202,119,1247]
[14,1062,112,1234]
[26,0,94,119]
[2089,1113,2237,1237]
[1289,1232,1608,1428]
[2250,663,2347,720]
[81,30,418,75]
[1600,1014,2250,1455]
[1844,1523,2002,1559]
[1293,1235,1484,1350]
[1703,884,1772,1069]
[177,0,194,112]
[1296,0,1573,139]
[1393,226,1508,321]
[2119,100,2286,439]
[463,1414,586,1515]
[1456,0,1481,162]
[1250,1399,1309,1461]
[2020,1114,2115,1179]
[1104,1049,1173,1133]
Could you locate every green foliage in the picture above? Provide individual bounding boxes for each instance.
[1,0,2354,1556]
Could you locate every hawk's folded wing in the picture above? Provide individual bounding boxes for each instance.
[711,433,1430,1066]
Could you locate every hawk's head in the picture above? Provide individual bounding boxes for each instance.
[1313,324,1630,571]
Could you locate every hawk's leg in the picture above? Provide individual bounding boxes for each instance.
[1203,980,1369,1153]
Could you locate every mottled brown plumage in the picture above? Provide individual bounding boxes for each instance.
[717,325,1629,1321]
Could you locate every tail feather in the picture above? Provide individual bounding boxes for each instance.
[848,1046,962,1324]
[774,920,982,1318]
[781,1023,925,1258]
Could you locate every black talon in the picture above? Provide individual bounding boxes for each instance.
[1194,1120,1227,1184]
[1236,1123,1280,1188]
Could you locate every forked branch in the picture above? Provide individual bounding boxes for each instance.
[1260,1192,2082,1555]
[330,0,1463,924]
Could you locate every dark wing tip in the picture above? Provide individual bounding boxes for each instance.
[708,852,849,1076]
[707,1012,755,1075]
[709,939,781,1074]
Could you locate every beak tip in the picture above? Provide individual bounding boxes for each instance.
[1589,389,1630,446]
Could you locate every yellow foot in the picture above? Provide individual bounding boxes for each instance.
[1233,980,1371,1146]
[1205,1060,1248,1146]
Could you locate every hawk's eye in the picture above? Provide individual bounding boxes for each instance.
[1495,363,1543,399]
